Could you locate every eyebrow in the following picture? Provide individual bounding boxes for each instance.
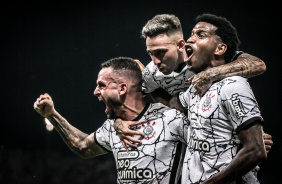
[147,48,167,53]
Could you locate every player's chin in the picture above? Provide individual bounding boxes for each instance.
[161,68,173,75]
[187,63,193,70]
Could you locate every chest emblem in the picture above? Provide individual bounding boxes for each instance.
[202,92,215,112]
[142,121,156,140]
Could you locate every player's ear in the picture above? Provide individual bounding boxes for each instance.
[177,39,186,51]
[214,43,227,56]
[119,83,127,95]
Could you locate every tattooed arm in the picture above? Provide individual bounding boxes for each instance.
[33,93,107,159]
[191,53,266,96]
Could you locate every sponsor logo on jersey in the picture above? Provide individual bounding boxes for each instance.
[118,151,139,159]
[144,109,164,120]
[117,151,153,180]
[231,93,246,118]
[189,138,210,152]
[202,92,215,112]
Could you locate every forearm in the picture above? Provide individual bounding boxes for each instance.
[205,147,264,183]
[47,110,107,158]
[204,124,266,183]
[207,53,266,82]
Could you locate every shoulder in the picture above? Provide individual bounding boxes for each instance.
[215,76,249,91]
[151,103,183,119]
[213,76,253,100]
[96,119,114,132]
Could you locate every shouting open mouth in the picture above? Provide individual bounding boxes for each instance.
[184,44,194,64]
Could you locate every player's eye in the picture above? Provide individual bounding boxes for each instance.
[197,32,206,38]
[155,50,166,57]
[97,82,106,89]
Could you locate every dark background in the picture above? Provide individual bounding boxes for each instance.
[1,0,281,183]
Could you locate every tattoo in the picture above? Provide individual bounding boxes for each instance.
[48,111,107,158]
[114,118,124,136]
[199,53,266,84]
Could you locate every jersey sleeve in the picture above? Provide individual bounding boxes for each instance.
[142,61,160,94]
[178,87,192,110]
[220,77,263,134]
[164,109,189,143]
[94,120,113,152]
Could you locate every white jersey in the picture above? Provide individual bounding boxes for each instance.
[178,76,263,184]
[95,103,190,184]
[142,51,244,96]
[142,61,194,95]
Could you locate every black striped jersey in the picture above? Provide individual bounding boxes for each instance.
[95,103,190,184]
[178,76,263,184]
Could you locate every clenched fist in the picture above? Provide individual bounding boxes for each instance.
[33,93,55,118]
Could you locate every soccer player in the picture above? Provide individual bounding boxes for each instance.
[33,57,190,184]
[175,13,266,183]
[114,14,272,153]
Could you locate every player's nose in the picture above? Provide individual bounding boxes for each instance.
[94,86,100,96]
[152,56,161,65]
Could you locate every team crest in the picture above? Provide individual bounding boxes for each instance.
[142,121,156,140]
[202,92,215,112]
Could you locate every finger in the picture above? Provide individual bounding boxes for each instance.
[44,93,52,100]
[39,99,49,105]
[265,145,271,153]
[193,85,200,95]
[188,75,195,82]
[128,121,142,126]
[134,59,145,71]
[123,139,138,148]
[33,102,40,110]
[124,129,144,137]
[264,139,273,146]
[192,76,200,83]
[123,135,142,144]
[199,91,205,97]
[121,140,129,152]
[263,133,272,140]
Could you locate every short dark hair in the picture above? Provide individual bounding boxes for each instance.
[141,14,183,38]
[195,13,241,62]
[101,57,143,89]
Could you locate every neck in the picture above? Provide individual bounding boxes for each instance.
[115,93,146,121]
[211,57,225,68]
[174,50,186,72]
[196,57,225,74]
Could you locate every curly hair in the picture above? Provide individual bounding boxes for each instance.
[195,13,241,62]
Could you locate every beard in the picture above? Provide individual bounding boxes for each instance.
[105,97,122,119]
[106,106,115,119]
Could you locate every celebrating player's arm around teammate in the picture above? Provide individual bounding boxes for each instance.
[34,57,190,184]
[114,13,272,153]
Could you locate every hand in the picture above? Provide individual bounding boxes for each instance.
[134,59,146,72]
[114,118,144,152]
[188,71,214,97]
[33,93,55,118]
[263,132,273,154]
